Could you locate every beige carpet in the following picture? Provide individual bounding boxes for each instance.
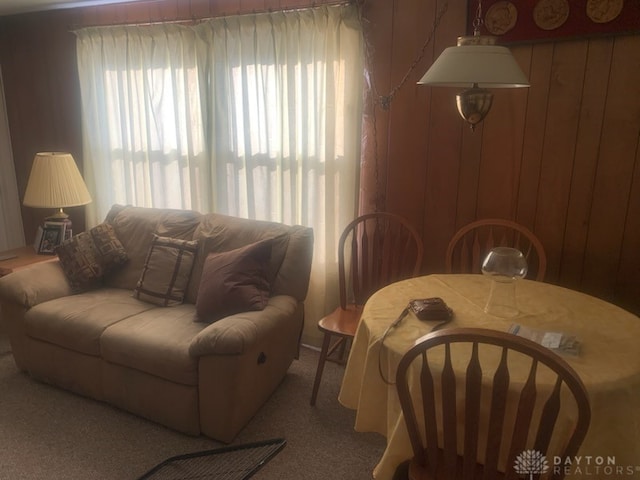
[0,335,385,480]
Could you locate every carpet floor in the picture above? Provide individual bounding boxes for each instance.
[0,335,385,480]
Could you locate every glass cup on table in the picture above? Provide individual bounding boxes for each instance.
[481,247,528,318]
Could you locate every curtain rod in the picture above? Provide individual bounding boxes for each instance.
[69,0,356,32]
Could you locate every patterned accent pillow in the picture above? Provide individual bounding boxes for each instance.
[195,238,273,322]
[133,235,198,307]
[90,223,128,273]
[55,231,103,292]
[55,222,128,292]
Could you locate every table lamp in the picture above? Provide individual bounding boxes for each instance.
[23,152,92,233]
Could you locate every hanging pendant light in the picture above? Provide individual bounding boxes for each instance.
[418,1,530,130]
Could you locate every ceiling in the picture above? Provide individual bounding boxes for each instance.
[0,0,145,16]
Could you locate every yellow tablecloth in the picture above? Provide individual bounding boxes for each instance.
[338,274,640,479]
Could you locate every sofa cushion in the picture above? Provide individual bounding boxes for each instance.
[195,238,272,323]
[24,288,156,356]
[100,304,205,385]
[55,223,128,292]
[133,235,198,307]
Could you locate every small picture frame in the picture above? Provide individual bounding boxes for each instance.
[33,226,43,253]
[38,223,65,255]
[44,220,67,239]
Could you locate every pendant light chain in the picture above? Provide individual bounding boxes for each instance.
[472,0,483,35]
[373,1,449,111]
[357,0,449,212]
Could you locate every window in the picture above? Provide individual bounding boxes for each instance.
[76,5,365,340]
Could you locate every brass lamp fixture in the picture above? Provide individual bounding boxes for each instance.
[23,152,92,226]
[417,0,530,130]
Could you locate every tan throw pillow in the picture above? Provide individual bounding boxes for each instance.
[195,238,273,323]
[55,222,128,292]
[133,235,198,306]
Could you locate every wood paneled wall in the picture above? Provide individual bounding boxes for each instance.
[0,0,638,314]
[0,9,84,242]
[360,0,640,315]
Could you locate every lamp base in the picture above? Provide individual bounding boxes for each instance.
[46,207,69,220]
[45,209,72,241]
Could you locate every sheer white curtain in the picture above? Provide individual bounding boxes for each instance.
[76,25,210,227]
[0,67,25,250]
[76,5,364,345]
[195,7,364,343]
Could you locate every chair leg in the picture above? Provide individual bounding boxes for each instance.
[310,331,332,406]
[337,336,351,363]
[392,460,410,480]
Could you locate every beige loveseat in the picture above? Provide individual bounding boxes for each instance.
[0,205,313,442]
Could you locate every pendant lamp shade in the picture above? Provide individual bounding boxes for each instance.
[23,152,92,212]
[418,35,530,130]
[418,43,530,88]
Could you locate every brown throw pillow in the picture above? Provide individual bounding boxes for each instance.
[55,222,128,292]
[133,235,198,307]
[90,222,128,273]
[55,231,103,292]
[196,238,273,323]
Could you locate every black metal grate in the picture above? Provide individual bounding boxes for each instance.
[138,438,286,480]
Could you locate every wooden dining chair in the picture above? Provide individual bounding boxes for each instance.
[395,327,591,480]
[310,212,423,406]
[445,218,547,281]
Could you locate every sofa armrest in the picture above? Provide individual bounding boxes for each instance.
[189,295,300,356]
[0,261,73,309]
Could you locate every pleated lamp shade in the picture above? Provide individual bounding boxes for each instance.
[23,152,92,216]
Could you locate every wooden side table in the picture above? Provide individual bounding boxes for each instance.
[0,245,57,278]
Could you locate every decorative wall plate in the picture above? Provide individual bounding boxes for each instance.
[533,0,570,30]
[485,1,518,35]
[468,0,639,43]
[586,0,624,23]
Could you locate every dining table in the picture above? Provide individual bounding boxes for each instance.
[338,274,640,479]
